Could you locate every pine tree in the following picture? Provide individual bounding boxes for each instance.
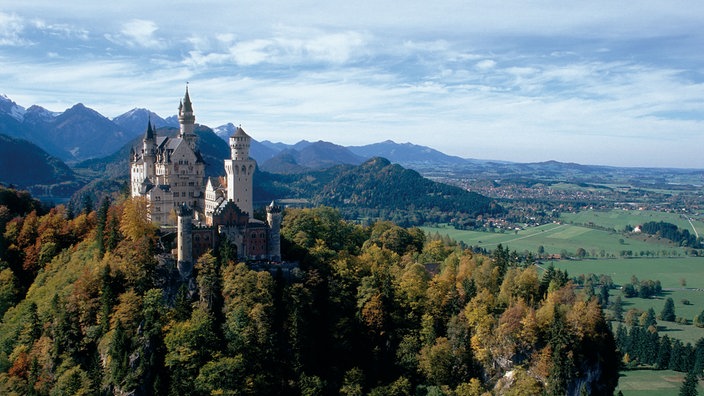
[679,370,698,396]
[662,297,676,322]
[599,284,610,307]
[640,308,657,328]
[613,295,624,321]
[695,309,704,328]
[693,338,704,377]
[96,197,110,255]
[547,306,574,395]
[109,319,133,391]
[657,335,672,370]
[671,340,685,371]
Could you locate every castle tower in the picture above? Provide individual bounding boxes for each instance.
[224,126,255,215]
[178,85,197,150]
[142,121,157,181]
[266,201,282,262]
[177,203,193,277]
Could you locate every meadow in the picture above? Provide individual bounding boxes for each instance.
[560,208,704,237]
[615,369,704,395]
[422,222,676,258]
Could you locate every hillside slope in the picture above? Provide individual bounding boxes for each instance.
[0,134,75,186]
[315,157,500,220]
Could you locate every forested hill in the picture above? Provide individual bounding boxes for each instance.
[0,134,75,187]
[313,157,502,225]
[0,190,619,395]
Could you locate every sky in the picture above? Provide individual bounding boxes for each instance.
[1,1,703,168]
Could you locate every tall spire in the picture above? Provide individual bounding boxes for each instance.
[178,84,195,126]
[183,83,193,113]
[143,117,155,141]
[178,84,196,148]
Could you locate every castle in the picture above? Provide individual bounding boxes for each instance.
[130,87,281,270]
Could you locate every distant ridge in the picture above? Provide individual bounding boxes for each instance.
[348,140,468,166]
[0,133,75,186]
[260,141,365,173]
[112,108,175,136]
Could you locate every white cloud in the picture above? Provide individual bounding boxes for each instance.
[31,19,89,40]
[0,12,30,46]
[106,19,164,49]
[476,59,496,70]
[183,29,369,68]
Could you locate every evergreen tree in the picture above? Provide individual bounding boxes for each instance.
[96,197,110,255]
[696,309,704,328]
[640,308,657,328]
[108,319,134,392]
[612,296,624,321]
[173,283,193,322]
[547,306,574,395]
[599,284,610,307]
[662,297,676,322]
[615,324,628,355]
[657,335,672,370]
[680,370,699,396]
[693,338,704,377]
[671,340,685,371]
[81,193,93,215]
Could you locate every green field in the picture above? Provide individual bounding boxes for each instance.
[552,258,704,289]
[561,209,704,237]
[422,223,678,258]
[551,257,704,344]
[615,370,703,395]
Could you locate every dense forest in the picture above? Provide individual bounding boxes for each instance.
[640,221,703,249]
[313,157,502,227]
[0,186,620,395]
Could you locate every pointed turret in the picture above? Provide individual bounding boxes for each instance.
[142,120,157,181]
[144,119,155,141]
[178,84,197,149]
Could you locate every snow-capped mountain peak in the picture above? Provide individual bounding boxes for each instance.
[0,93,26,122]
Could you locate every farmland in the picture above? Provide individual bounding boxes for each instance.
[561,209,704,237]
[552,258,704,344]
[422,222,681,259]
[615,370,704,395]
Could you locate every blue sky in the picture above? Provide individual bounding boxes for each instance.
[1,1,703,168]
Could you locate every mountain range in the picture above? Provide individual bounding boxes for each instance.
[1,93,701,202]
[0,134,75,186]
[0,94,467,171]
